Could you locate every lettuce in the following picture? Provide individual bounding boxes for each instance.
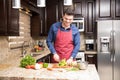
[20,55,36,68]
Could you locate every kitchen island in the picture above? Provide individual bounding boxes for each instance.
[0,64,99,80]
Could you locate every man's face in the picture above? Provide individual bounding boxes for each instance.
[62,13,73,27]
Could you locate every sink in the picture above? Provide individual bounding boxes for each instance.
[31,53,42,57]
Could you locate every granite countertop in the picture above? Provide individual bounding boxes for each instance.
[0,64,100,80]
[0,49,100,80]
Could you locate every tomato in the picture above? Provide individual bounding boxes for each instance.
[25,65,31,69]
[37,62,43,64]
[30,65,35,69]
[38,47,42,50]
[25,65,35,69]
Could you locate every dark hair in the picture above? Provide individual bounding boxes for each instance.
[63,8,74,16]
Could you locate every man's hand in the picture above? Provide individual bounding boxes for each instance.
[66,57,73,65]
[53,54,60,62]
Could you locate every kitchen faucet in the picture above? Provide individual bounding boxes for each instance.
[22,41,28,57]
[21,40,33,57]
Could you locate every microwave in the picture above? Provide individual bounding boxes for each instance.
[72,18,84,32]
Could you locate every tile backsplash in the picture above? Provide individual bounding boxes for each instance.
[0,36,22,64]
[80,33,85,50]
[0,37,9,63]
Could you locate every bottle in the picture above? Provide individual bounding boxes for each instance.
[38,41,43,47]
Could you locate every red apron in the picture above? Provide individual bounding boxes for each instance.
[52,27,74,63]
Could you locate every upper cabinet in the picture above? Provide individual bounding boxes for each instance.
[114,0,120,19]
[0,0,19,36]
[31,12,41,36]
[21,0,43,37]
[45,0,59,35]
[72,0,96,36]
[85,0,96,35]
[73,0,85,17]
[96,0,120,20]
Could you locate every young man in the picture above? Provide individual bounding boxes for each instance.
[46,8,80,64]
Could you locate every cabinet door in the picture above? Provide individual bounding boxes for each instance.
[85,54,97,69]
[58,0,64,20]
[46,0,58,34]
[39,8,46,36]
[85,0,95,35]
[0,0,19,36]
[96,0,113,20]
[0,0,7,35]
[114,0,120,19]
[7,0,19,36]
[73,0,85,17]
[31,12,41,36]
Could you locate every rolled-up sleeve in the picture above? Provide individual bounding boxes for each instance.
[71,30,80,58]
[46,25,56,54]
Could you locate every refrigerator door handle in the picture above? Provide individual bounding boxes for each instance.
[110,30,116,62]
[113,31,116,62]
[110,30,114,62]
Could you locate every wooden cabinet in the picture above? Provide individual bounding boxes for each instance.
[38,0,62,36]
[21,0,39,13]
[39,8,46,36]
[41,0,96,36]
[114,0,120,19]
[0,0,19,36]
[31,12,41,36]
[73,0,85,17]
[45,0,59,35]
[72,0,96,36]
[31,10,46,36]
[21,0,43,37]
[85,0,95,35]
[85,54,97,69]
[96,0,120,20]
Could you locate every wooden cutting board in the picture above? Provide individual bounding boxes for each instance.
[51,63,71,68]
[47,64,79,71]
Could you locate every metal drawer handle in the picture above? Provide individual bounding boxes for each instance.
[87,55,94,57]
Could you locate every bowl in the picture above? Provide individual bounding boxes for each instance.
[77,61,88,70]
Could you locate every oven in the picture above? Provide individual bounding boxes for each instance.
[75,51,85,61]
[72,18,84,32]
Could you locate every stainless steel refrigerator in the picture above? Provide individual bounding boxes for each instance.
[97,20,120,80]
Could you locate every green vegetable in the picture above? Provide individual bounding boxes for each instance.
[59,59,67,66]
[65,67,79,71]
[20,55,36,68]
[43,63,48,68]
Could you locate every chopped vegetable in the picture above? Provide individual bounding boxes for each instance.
[47,67,53,71]
[43,63,48,68]
[20,55,36,68]
[35,63,41,70]
[65,67,79,71]
[59,59,67,66]
[25,65,35,69]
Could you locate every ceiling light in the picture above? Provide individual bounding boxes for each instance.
[64,0,72,6]
[37,0,46,7]
[12,0,21,9]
